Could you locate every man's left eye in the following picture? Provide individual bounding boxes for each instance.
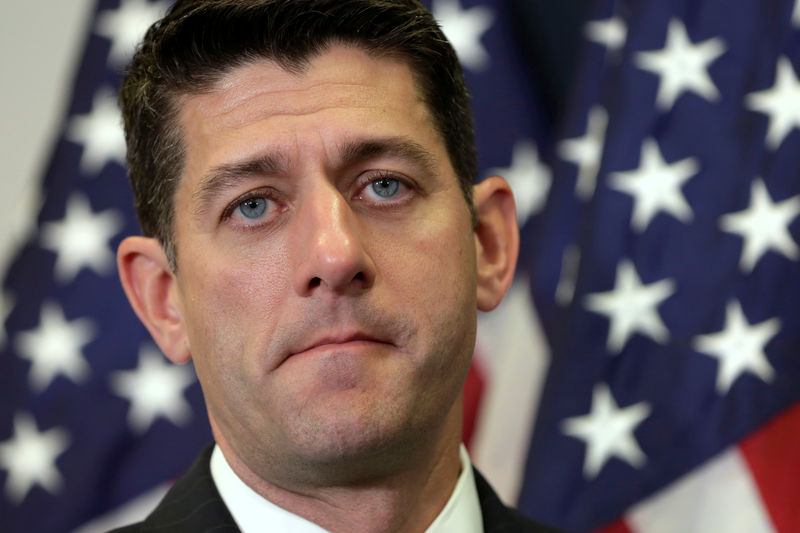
[358,174,412,204]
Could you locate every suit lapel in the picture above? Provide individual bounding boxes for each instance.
[474,467,563,533]
[139,445,239,533]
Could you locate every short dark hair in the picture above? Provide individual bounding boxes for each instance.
[119,0,476,268]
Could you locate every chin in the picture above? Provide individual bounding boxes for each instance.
[282,395,437,480]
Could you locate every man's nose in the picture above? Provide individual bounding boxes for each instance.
[292,183,376,296]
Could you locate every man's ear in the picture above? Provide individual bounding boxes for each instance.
[473,176,520,311]
[117,236,191,364]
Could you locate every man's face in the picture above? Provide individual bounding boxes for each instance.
[171,45,478,484]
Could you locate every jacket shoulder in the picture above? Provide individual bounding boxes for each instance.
[105,445,239,533]
[473,467,567,532]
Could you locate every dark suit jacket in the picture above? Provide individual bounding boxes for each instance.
[109,445,561,532]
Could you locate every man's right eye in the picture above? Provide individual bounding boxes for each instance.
[238,197,267,219]
[221,188,283,227]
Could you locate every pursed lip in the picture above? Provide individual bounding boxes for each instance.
[282,330,391,364]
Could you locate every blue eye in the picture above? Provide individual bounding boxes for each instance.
[371,178,400,198]
[238,197,267,219]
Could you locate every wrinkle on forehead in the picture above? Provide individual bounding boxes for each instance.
[182,46,424,128]
[202,84,387,130]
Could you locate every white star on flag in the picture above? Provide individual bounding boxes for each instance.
[558,106,608,200]
[609,138,698,232]
[40,194,123,284]
[719,178,800,273]
[15,302,96,392]
[66,90,127,176]
[561,384,651,479]
[95,0,169,68]
[111,345,195,434]
[489,140,552,226]
[693,301,779,394]
[793,0,800,28]
[432,0,494,71]
[745,56,800,150]
[0,413,69,505]
[584,260,675,354]
[634,18,726,111]
[585,17,628,55]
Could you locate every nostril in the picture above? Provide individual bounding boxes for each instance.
[352,272,364,282]
[309,277,322,289]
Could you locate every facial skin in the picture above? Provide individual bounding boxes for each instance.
[118,44,518,531]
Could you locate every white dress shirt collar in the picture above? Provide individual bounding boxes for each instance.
[210,444,483,533]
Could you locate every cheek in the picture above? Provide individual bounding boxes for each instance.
[388,205,476,303]
[185,234,290,312]
[178,255,293,437]
[177,246,291,374]
[372,205,477,356]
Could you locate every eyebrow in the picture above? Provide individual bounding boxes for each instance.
[192,136,438,216]
[337,137,437,177]
[193,153,288,216]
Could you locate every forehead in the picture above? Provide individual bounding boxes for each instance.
[176,45,443,176]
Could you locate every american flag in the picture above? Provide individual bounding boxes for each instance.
[1,0,799,532]
[0,1,211,531]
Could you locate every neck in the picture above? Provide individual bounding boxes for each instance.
[213,402,464,533]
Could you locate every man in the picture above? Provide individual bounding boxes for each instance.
[112,0,557,531]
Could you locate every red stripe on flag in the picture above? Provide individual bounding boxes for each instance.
[462,357,485,449]
[594,517,634,533]
[739,401,800,533]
